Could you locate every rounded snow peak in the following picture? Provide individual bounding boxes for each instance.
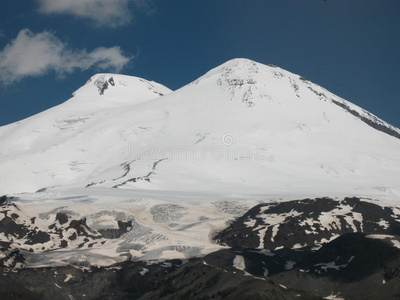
[221,57,275,69]
[86,73,171,97]
[70,73,172,106]
[213,58,261,76]
[212,58,282,75]
[220,57,258,66]
[193,58,285,86]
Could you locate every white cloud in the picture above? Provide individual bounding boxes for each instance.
[37,0,154,27]
[0,29,132,84]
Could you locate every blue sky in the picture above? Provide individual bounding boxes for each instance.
[0,0,399,127]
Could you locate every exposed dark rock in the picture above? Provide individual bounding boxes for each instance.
[215,197,400,250]
[0,260,182,300]
[140,260,320,300]
[299,76,309,82]
[0,216,29,239]
[306,84,400,140]
[67,219,99,239]
[98,221,134,239]
[331,98,400,140]
[25,231,51,245]
[296,233,400,281]
[113,158,167,188]
[55,213,69,225]
[68,232,77,241]
[0,249,26,269]
[95,76,116,95]
[0,195,7,205]
[270,233,400,300]
[0,241,11,249]
[203,247,288,278]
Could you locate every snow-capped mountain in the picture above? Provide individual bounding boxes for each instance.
[0,58,400,202]
[2,59,400,299]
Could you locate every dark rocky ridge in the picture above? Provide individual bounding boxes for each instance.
[304,82,400,140]
[331,98,400,140]
[2,197,400,299]
[0,259,182,300]
[215,197,400,250]
[140,260,321,300]
[270,233,400,299]
[3,233,399,299]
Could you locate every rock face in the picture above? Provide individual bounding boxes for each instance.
[93,75,115,95]
[296,233,400,282]
[140,260,320,300]
[215,197,400,250]
[0,259,182,300]
[270,233,400,300]
[0,202,138,267]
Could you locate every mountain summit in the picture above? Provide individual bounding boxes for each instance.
[0,58,399,202]
[71,73,171,104]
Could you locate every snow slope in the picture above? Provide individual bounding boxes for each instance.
[0,74,172,194]
[1,58,399,202]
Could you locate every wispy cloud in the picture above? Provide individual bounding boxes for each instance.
[0,29,132,85]
[37,0,155,27]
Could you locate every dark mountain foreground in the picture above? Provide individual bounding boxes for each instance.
[2,197,400,299]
